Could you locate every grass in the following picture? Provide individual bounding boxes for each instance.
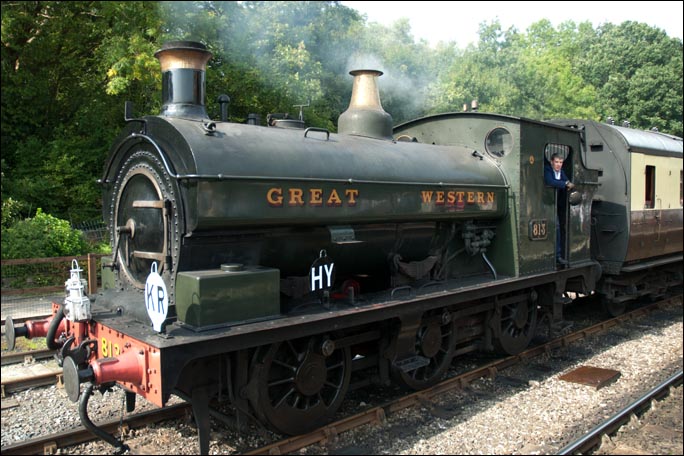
[1,335,47,352]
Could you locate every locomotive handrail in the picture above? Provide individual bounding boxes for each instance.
[304,127,330,140]
[100,133,175,184]
[390,285,414,300]
[124,101,147,134]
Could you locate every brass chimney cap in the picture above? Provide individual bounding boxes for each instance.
[154,41,212,72]
[349,69,384,76]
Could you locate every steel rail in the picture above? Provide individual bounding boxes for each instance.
[1,370,63,396]
[1,348,55,366]
[557,370,683,455]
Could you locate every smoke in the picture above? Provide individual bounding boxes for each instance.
[345,52,430,122]
[346,54,386,74]
[157,1,432,124]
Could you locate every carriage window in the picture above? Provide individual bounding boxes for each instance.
[645,166,655,209]
[485,127,512,158]
[544,143,571,162]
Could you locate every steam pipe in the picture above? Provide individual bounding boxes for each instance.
[79,383,129,454]
[217,94,230,121]
[46,306,65,350]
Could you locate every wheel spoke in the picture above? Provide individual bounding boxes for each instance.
[395,317,456,390]
[291,392,301,409]
[503,320,515,334]
[326,361,344,371]
[324,379,341,388]
[272,386,296,409]
[286,340,300,358]
[273,359,297,371]
[495,295,538,356]
[267,376,295,387]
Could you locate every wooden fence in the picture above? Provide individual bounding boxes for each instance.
[1,253,107,297]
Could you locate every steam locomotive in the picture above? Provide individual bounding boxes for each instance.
[6,41,682,454]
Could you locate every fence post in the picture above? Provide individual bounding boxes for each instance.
[87,253,97,295]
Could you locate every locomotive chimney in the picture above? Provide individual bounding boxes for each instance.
[154,41,212,119]
[338,70,393,140]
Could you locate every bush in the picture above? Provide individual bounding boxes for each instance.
[91,240,113,255]
[1,208,90,259]
[1,197,26,229]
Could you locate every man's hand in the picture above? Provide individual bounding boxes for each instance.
[566,181,575,190]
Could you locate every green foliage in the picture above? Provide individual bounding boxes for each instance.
[428,18,681,134]
[1,196,26,229]
[91,240,113,255]
[1,1,163,224]
[1,209,90,259]
[576,21,683,135]
[430,20,601,120]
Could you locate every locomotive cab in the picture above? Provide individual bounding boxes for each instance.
[394,113,600,277]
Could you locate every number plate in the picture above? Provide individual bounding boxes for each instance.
[529,219,548,240]
[100,336,121,358]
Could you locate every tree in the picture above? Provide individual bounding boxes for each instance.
[426,18,681,135]
[1,1,164,223]
[578,21,683,135]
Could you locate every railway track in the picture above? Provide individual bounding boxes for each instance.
[1,294,680,455]
[557,370,683,455]
[1,349,62,397]
[1,348,55,366]
[1,368,64,397]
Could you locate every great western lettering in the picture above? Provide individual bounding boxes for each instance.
[267,187,359,207]
[265,187,496,208]
[420,190,495,205]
